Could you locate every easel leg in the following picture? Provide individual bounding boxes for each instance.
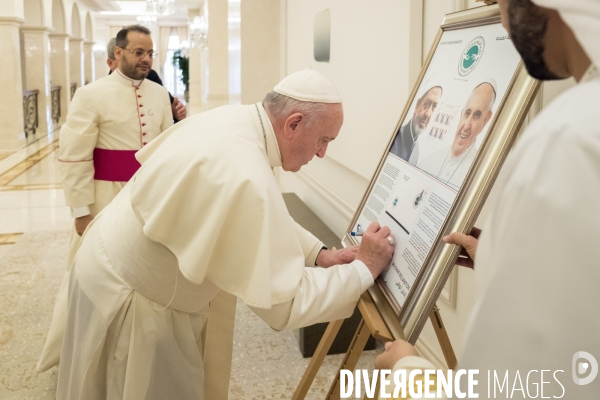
[325,318,371,400]
[429,306,457,369]
[292,319,344,400]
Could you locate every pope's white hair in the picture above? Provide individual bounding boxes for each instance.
[262,92,330,128]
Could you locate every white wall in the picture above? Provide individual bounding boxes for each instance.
[281,0,425,235]
[281,0,576,367]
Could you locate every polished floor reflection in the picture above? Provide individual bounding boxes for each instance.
[0,137,379,399]
[0,136,69,260]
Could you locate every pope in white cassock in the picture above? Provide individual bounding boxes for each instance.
[56,70,396,399]
[38,25,173,372]
[376,0,600,398]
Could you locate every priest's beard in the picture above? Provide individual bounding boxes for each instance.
[508,0,562,81]
[121,56,150,80]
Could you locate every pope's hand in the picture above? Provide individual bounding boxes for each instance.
[355,222,395,280]
[172,97,187,120]
[75,215,93,236]
[316,246,359,268]
[375,340,419,370]
[442,227,481,269]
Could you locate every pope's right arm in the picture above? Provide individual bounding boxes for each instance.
[249,260,373,330]
[58,88,99,217]
[250,223,393,331]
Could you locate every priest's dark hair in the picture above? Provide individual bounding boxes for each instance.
[116,25,151,49]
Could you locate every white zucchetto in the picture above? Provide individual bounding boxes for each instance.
[417,74,444,99]
[479,77,498,98]
[274,69,342,103]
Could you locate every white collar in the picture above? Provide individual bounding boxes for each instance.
[252,103,282,169]
[113,68,144,87]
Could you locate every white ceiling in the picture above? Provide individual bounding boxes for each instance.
[93,0,204,25]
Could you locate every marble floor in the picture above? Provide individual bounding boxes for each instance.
[0,137,380,399]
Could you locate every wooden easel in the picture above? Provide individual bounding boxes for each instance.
[292,291,457,400]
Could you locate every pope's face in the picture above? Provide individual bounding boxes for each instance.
[452,84,494,157]
[281,104,344,172]
[116,32,154,80]
[412,87,442,135]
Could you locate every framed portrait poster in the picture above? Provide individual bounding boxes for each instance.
[342,5,540,343]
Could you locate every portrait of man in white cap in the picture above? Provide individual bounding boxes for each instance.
[389,77,443,161]
[55,69,397,399]
[416,80,496,190]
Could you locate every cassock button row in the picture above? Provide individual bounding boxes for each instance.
[138,95,142,98]
[143,142,148,145]
[142,132,147,136]
[139,104,144,108]
[141,114,145,117]
[142,123,146,126]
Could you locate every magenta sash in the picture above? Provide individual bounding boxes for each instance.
[93,148,141,182]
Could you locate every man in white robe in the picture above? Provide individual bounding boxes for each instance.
[37,25,173,372]
[56,69,396,399]
[376,0,600,398]
[416,81,496,190]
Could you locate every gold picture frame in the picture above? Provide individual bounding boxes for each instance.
[342,4,540,344]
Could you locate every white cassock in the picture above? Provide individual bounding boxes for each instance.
[381,67,600,399]
[37,69,173,372]
[56,103,374,399]
[416,143,477,191]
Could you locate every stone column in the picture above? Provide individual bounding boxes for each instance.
[95,47,108,80]
[83,40,95,84]
[21,27,53,139]
[205,0,229,109]
[49,34,71,128]
[69,38,84,96]
[0,17,25,149]
[239,0,280,104]
[187,8,204,115]
[187,44,204,115]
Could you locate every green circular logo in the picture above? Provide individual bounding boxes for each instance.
[459,36,485,76]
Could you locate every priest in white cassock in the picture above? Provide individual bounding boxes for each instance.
[376,0,600,398]
[37,25,173,372]
[56,69,396,399]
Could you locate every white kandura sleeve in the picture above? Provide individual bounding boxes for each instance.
[250,260,373,331]
[379,356,446,399]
